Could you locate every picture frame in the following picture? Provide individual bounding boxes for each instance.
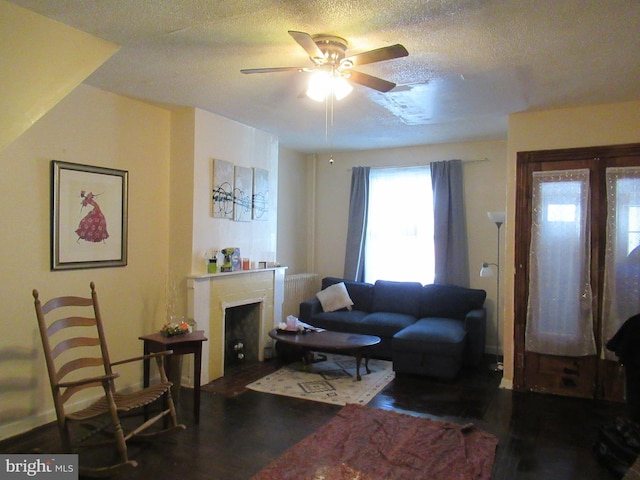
[51,160,128,270]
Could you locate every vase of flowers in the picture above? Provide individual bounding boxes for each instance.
[161,316,191,337]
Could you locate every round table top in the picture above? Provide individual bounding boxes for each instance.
[268,328,380,350]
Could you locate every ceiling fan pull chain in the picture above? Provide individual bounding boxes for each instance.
[329,95,335,165]
[331,94,335,128]
[325,96,329,140]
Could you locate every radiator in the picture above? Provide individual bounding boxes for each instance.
[283,273,320,320]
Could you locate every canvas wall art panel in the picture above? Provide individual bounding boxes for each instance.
[252,167,269,220]
[233,165,253,222]
[212,159,234,218]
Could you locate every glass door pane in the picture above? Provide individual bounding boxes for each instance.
[525,169,596,356]
[602,167,640,359]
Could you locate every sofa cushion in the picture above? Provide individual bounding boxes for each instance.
[372,280,424,317]
[360,312,416,338]
[321,277,374,312]
[316,282,353,312]
[421,284,486,320]
[309,310,369,334]
[393,318,467,356]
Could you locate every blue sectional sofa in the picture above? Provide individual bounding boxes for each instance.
[299,277,487,379]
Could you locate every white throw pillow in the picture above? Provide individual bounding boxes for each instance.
[316,282,354,312]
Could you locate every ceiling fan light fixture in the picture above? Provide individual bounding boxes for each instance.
[242,31,407,101]
[306,70,331,101]
[333,75,353,100]
[306,70,353,102]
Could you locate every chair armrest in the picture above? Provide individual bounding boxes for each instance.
[111,350,173,367]
[112,351,175,384]
[464,308,486,367]
[57,372,119,389]
[299,298,322,323]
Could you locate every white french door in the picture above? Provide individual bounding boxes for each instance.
[515,144,640,400]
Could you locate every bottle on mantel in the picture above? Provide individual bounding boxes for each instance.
[207,251,218,274]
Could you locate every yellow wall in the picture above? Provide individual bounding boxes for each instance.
[311,141,509,355]
[0,87,281,441]
[502,100,640,387]
[277,147,314,274]
[0,84,171,439]
[168,108,196,318]
[0,0,118,152]
[0,6,281,435]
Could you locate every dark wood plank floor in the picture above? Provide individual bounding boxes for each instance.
[0,357,629,479]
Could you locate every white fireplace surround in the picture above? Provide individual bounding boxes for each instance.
[187,267,286,384]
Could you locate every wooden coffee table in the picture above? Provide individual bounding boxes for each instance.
[268,329,381,380]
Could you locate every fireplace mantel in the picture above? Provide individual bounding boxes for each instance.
[187,267,286,384]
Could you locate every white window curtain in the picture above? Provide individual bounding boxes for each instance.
[602,167,640,360]
[364,166,434,284]
[525,169,597,356]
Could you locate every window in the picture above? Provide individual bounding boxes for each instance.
[547,203,576,222]
[364,167,434,284]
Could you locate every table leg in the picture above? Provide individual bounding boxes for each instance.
[164,354,172,387]
[364,352,372,375]
[353,349,373,381]
[355,352,362,381]
[163,352,174,429]
[143,342,151,388]
[193,345,202,424]
[143,342,151,420]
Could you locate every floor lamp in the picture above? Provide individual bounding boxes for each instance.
[480,211,505,372]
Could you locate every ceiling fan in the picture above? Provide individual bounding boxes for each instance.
[241,31,408,97]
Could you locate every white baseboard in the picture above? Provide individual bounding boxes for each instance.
[0,379,142,442]
[499,377,513,389]
[0,410,55,442]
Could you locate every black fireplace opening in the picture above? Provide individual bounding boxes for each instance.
[224,302,260,371]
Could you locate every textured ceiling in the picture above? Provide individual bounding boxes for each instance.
[9,0,640,153]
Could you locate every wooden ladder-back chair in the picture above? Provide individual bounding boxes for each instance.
[32,282,186,477]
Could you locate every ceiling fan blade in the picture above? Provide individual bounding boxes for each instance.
[343,44,408,67]
[288,30,325,62]
[241,66,304,74]
[348,71,396,92]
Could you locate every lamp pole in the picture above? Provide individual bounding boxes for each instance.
[492,219,503,371]
[484,212,505,372]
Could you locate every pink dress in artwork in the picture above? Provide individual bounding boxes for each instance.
[76,191,109,243]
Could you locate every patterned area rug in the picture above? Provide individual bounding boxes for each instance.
[252,403,498,480]
[246,353,395,406]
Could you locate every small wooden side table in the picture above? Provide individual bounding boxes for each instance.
[139,330,208,424]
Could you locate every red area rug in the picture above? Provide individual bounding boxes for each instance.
[252,403,498,480]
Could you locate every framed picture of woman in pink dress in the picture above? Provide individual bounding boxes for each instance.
[51,160,128,270]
